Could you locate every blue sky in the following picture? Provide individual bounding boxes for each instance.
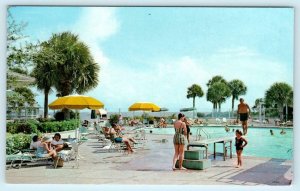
[8,6,294,112]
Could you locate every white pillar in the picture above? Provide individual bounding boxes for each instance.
[259,102,262,125]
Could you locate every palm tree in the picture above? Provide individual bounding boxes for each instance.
[206,75,227,87]
[228,79,247,112]
[32,42,58,118]
[265,82,293,121]
[47,32,100,119]
[207,82,231,113]
[206,76,230,113]
[206,85,219,111]
[47,32,100,97]
[186,84,204,118]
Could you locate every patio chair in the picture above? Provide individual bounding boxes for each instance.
[69,142,80,168]
[6,149,53,169]
[216,118,221,124]
[79,126,89,140]
[222,118,227,124]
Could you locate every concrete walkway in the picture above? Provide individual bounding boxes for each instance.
[5,132,292,185]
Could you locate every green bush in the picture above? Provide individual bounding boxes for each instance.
[54,111,65,121]
[6,133,32,155]
[6,120,39,134]
[7,119,78,134]
[54,110,79,121]
[6,122,18,134]
[197,112,205,118]
[38,119,78,133]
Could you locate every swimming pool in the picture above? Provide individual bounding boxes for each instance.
[147,126,293,160]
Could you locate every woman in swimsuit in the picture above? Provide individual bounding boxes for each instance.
[235,129,248,168]
[110,123,136,153]
[183,117,191,143]
[172,113,187,170]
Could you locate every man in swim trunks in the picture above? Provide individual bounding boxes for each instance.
[237,98,251,135]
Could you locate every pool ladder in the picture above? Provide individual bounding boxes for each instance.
[195,127,211,141]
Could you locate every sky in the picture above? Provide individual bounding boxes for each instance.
[8,6,294,112]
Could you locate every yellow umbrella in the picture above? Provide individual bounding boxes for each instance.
[128,102,160,112]
[49,95,104,139]
[49,95,104,110]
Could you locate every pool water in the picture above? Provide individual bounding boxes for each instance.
[147,126,293,160]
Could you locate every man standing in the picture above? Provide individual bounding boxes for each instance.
[237,98,251,135]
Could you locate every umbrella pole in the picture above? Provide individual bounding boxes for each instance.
[75,109,80,139]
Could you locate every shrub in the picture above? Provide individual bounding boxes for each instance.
[6,122,18,134]
[7,120,39,134]
[38,119,78,133]
[197,112,205,118]
[6,133,32,155]
[54,111,65,121]
[54,110,79,121]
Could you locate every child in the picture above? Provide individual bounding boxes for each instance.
[235,129,248,168]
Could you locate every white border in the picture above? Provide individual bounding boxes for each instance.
[0,1,298,191]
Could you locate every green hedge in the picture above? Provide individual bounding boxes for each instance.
[7,119,79,134]
[6,120,39,134]
[6,133,32,155]
[38,119,78,133]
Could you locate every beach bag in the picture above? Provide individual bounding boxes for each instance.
[55,158,64,167]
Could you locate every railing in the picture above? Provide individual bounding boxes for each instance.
[195,127,210,141]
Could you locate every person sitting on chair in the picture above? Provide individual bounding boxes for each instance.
[51,133,64,152]
[37,136,57,159]
[109,123,136,153]
[30,135,42,150]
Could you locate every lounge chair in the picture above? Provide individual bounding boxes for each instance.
[215,118,221,124]
[6,149,53,169]
[79,126,89,140]
[222,118,227,124]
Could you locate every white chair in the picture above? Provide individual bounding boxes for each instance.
[222,118,227,123]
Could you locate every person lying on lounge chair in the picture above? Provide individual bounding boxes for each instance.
[109,123,136,153]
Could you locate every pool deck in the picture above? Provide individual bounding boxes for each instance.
[5,133,292,186]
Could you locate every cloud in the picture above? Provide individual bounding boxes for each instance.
[88,45,293,112]
[72,7,119,66]
[74,7,119,42]
[89,56,211,111]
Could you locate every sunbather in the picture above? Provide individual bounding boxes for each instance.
[30,135,42,150]
[37,136,57,159]
[51,133,64,152]
[110,123,136,153]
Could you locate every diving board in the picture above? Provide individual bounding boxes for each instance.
[187,137,234,161]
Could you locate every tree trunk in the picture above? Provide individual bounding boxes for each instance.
[193,97,195,119]
[278,106,283,121]
[193,97,195,108]
[61,80,72,120]
[231,96,234,112]
[44,89,49,119]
